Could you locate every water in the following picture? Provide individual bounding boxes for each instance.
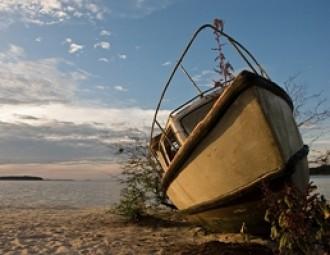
[0,180,122,209]
[310,175,330,199]
[0,177,329,209]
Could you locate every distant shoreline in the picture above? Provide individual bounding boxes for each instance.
[0,176,77,181]
[0,176,43,181]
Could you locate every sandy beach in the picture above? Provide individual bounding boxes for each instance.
[0,208,273,255]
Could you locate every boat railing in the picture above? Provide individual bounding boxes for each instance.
[150,23,270,151]
[169,85,221,118]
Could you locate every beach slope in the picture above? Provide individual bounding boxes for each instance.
[0,208,272,255]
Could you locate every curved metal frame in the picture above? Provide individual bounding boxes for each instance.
[149,24,270,148]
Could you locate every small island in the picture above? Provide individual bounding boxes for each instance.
[0,176,44,181]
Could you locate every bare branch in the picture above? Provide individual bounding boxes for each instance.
[284,75,330,128]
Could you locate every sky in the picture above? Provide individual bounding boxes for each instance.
[0,0,329,179]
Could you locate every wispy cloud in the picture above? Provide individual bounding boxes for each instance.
[0,44,87,104]
[64,38,84,54]
[118,54,127,60]
[96,85,105,90]
[0,0,107,29]
[113,0,178,18]
[100,29,111,36]
[0,104,161,130]
[35,37,42,43]
[98,57,109,63]
[114,85,128,92]
[162,61,171,66]
[192,69,218,87]
[94,41,111,50]
[0,104,170,164]
[0,43,172,166]
[0,44,25,59]
[0,119,140,164]
[0,1,179,29]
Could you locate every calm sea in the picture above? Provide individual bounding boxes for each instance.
[0,176,329,209]
[0,179,122,209]
[311,176,330,199]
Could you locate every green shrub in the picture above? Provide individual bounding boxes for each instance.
[112,142,164,221]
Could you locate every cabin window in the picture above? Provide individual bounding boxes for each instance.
[162,128,180,162]
[159,144,170,166]
[180,101,214,134]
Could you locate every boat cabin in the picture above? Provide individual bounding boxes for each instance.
[150,88,223,171]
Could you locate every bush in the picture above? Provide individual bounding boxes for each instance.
[112,142,164,221]
[263,182,330,254]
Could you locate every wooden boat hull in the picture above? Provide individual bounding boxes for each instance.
[182,174,305,235]
[160,72,309,234]
[186,198,267,234]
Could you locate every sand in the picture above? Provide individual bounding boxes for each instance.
[0,208,272,255]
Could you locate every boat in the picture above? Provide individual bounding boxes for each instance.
[149,24,309,235]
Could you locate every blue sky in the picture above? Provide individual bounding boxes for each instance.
[0,0,329,178]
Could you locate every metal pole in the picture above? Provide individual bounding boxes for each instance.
[179,64,203,96]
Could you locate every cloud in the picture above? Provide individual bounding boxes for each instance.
[0,44,25,61]
[100,30,111,36]
[118,54,127,60]
[162,61,171,66]
[35,37,42,43]
[94,41,111,50]
[86,3,100,14]
[0,0,179,28]
[0,120,133,164]
[0,104,170,164]
[0,0,108,28]
[64,38,84,54]
[0,44,87,104]
[112,0,178,18]
[114,85,128,92]
[0,42,173,169]
[96,85,105,90]
[98,57,109,63]
[0,103,170,132]
[191,69,218,87]
[69,43,84,54]
[14,114,41,121]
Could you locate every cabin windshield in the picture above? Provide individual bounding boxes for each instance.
[180,100,215,135]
